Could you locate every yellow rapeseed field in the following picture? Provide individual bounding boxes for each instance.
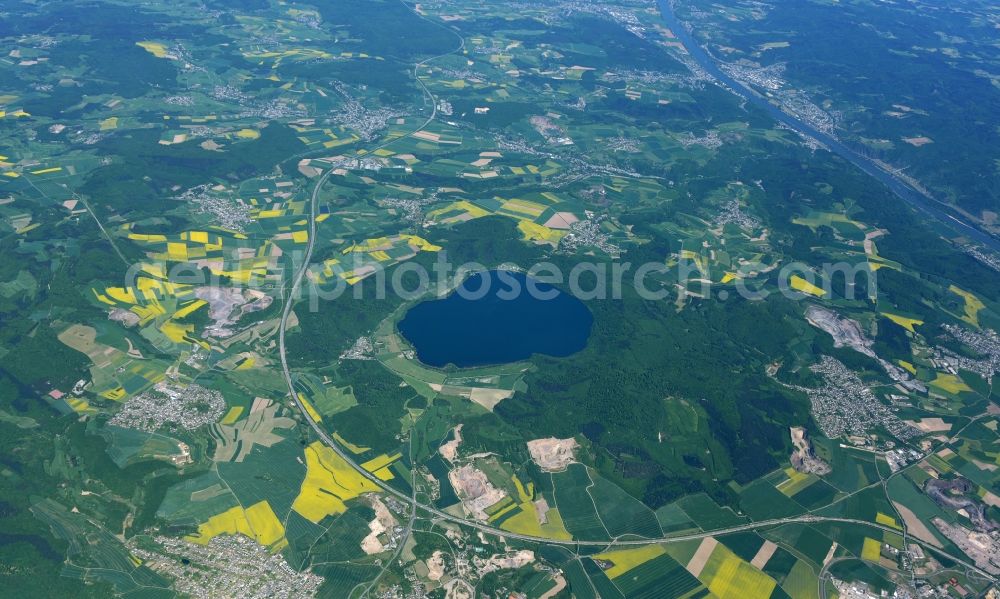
[591,545,665,578]
[292,441,380,523]
[186,500,286,550]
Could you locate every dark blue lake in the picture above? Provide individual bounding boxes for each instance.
[397,270,593,368]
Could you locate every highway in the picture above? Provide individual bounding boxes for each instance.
[656,0,999,252]
[274,107,998,587]
[274,0,998,589]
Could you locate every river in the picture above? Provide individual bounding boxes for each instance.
[657,0,1000,252]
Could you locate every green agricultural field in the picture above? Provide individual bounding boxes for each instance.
[3,0,1000,596]
[553,465,611,541]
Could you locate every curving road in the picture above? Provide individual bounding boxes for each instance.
[275,0,998,588]
[275,122,998,585]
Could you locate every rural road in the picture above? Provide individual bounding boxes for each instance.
[654,0,999,251]
[274,0,998,588]
[275,129,998,586]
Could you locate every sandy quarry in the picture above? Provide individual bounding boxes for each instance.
[360,496,398,555]
[426,550,445,581]
[790,427,832,475]
[194,286,272,337]
[476,550,535,575]
[108,307,140,328]
[527,437,579,472]
[805,305,874,357]
[448,464,507,521]
[439,424,463,462]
